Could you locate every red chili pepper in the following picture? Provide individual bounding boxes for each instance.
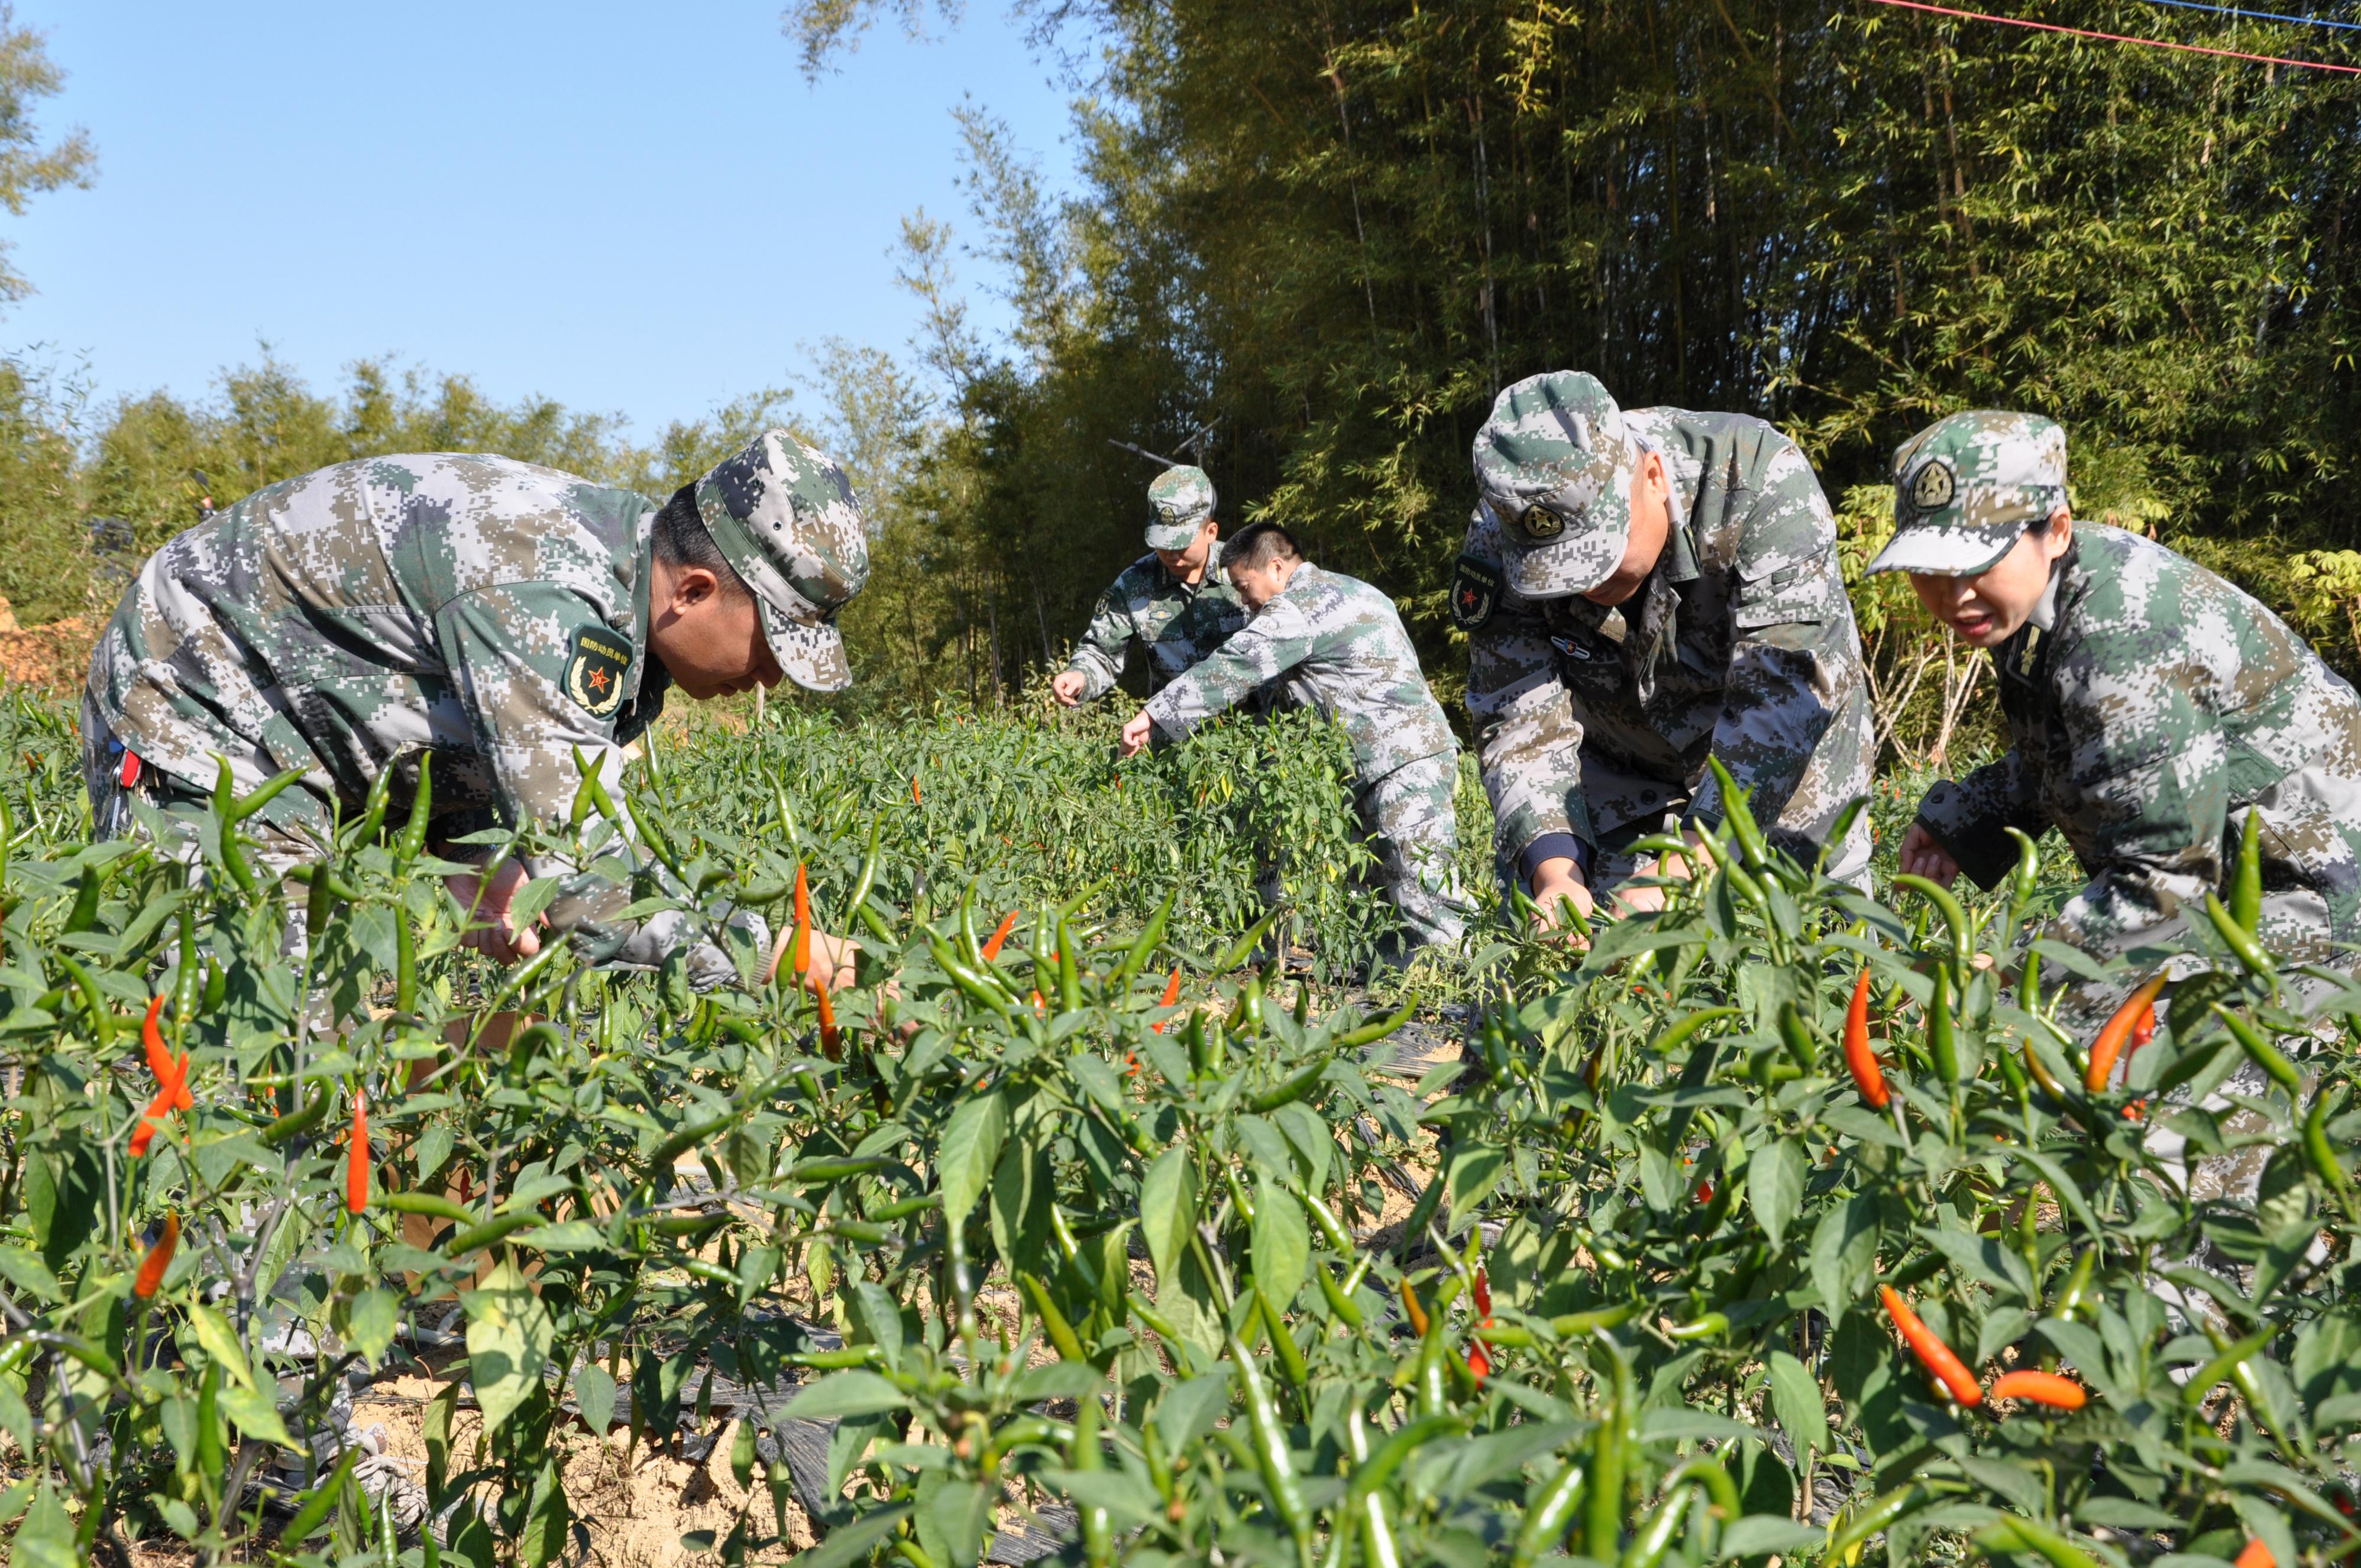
[346,1090,370,1216]
[1028,989,1046,1016]
[2130,1003,2156,1051]
[1151,967,1182,1033]
[790,866,813,979]
[1842,968,1888,1108]
[1473,1266,1492,1319]
[1465,1340,1492,1384]
[1879,1284,1982,1405]
[2234,1539,2275,1568]
[143,994,193,1112]
[129,1083,174,1158]
[910,775,921,804]
[981,911,1017,961]
[1988,1369,2086,1409]
[814,976,842,1062]
[1693,1177,1715,1204]
[2084,973,2169,1091]
[134,1213,179,1299]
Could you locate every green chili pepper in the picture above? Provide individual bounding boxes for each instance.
[383,1191,476,1227]
[1209,906,1287,974]
[1928,964,1959,1086]
[1894,873,1972,977]
[1056,913,1082,1015]
[442,1214,538,1259]
[1777,1000,1816,1073]
[1584,1347,1634,1561]
[1816,1485,1935,1568]
[2005,825,2040,916]
[2048,1245,2098,1321]
[927,935,1016,1018]
[790,1155,891,1183]
[2231,807,2264,934]
[1512,1457,1586,1568]
[1317,1261,1364,1329]
[173,904,200,1033]
[843,811,882,930]
[2184,1324,2274,1408]
[648,1110,736,1173]
[2213,1003,2303,1097]
[1247,1050,1336,1113]
[1346,1411,1463,1507]
[1620,1482,1698,1568]
[1548,1300,1644,1339]
[1706,757,1770,871]
[1070,1381,1113,1568]
[1112,889,1174,990]
[2305,1084,2353,1206]
[1415,1300,1448,1418]
[357,760,394,847]
[1256,1288,1309,1389]
[1337,993,1419,1050]
[1664,1311,1729,1342]
[781,1346,882,1370]
[2206,892,2275,981]
[1227,1327,1313,1564]
[398,753,435,863]
[1018,1272,1091,1364]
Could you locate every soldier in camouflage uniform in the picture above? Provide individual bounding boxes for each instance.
[82,429,869,989]
[1118,523,1467,950]
[1882,410,2361,970]
[1052,465,1253,706]
[1453,371,1875,924]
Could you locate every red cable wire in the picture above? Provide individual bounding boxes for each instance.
[1859,0,2361,73]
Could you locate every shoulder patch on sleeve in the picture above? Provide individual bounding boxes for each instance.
[1451,553,1503,631]
[565,624,633,718]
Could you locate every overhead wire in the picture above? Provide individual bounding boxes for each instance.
[1859,0,2361,73]
[2120,0,2361,33]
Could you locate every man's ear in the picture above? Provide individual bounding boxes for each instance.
[668,565,721,612]
[2043,507,2074,559]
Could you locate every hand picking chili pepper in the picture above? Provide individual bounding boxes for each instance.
[133,1213,179,1299]
[1987,1369,2085,1410]
[1880,1284,1982,1405]
[1843,968,1889,1108]
[346,1090,370,1216]
[2084,972,2168,1091]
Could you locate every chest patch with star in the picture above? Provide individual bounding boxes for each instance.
[1450,554,1502,630]
[565,624,633,719]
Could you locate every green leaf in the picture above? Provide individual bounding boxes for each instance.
[1766,1350,1829,1459]
[0,1245,61,1303]
[9,1482,77,1568]
[781,1370,910,1421]
[188,1302,255,1390]
[1809,1196,1881,1329]
[219,1382,294,1447]
[927,1477,992,1568]
[463,1255,555,1436]
[416,1120,455,1183]
[344,1287,400,1369]
[793,1504,913,1568]
[1139,1145,1198,1288]
[1250,1175,1309,1311]
[937,1088,1008,1223]
[574,1362,619,1435]
[1445,1141,1508,1214]
[1747,1138,1804,1252]
[1719,1517,1823,1557]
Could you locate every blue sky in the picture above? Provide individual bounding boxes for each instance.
[2,2,1084,435]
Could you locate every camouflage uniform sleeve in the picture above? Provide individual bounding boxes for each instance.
[439,582,745,986]
[1460,524,1595,868]
[1063,578,1136,702]
[2039,666,2230,954]
[1142,602,1314,740]
[1913,753,2043,891]
[1685,445,1867,854]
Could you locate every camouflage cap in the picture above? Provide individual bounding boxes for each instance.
[693,429,870,692]
[1470,371,1638,597]
[1868,411,2069,577]
[1146,465,1216,550]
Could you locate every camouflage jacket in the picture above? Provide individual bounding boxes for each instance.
[1063,555,1251,702]
[1144,563,1456,788]
[87,453,726,974]
[1456,407,1875,872]
[1916,524,2361,955]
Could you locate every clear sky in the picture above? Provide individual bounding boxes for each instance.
[2,1,1082,435]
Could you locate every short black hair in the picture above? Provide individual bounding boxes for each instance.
[1221,521,1303,574]
[652,484,753,600]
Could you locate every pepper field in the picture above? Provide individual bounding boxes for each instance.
[0,688,2354,1568]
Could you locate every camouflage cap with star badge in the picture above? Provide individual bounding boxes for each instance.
[1868,410,2069,577]
[1469,371,1641,598]
[693,429,871,692]
[1146,465,1216,550]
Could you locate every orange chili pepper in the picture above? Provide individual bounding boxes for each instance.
[1842,968,1888,1109]
[981,911,1017,961]
[1987,1369,2086,1410]
[2235,1540,2275,1568]
[910,775,921,804]
[1879,1284,1982,1405]
[814,976,842,1062]
[128,1082,174,1158]
[2084,973,2169,1091]
[1399,1278,1429,1336]
[133,1213,179,1299]
[791,865,812,979]
[1465,1340,1492,1384]
[345,1090,370,1216]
